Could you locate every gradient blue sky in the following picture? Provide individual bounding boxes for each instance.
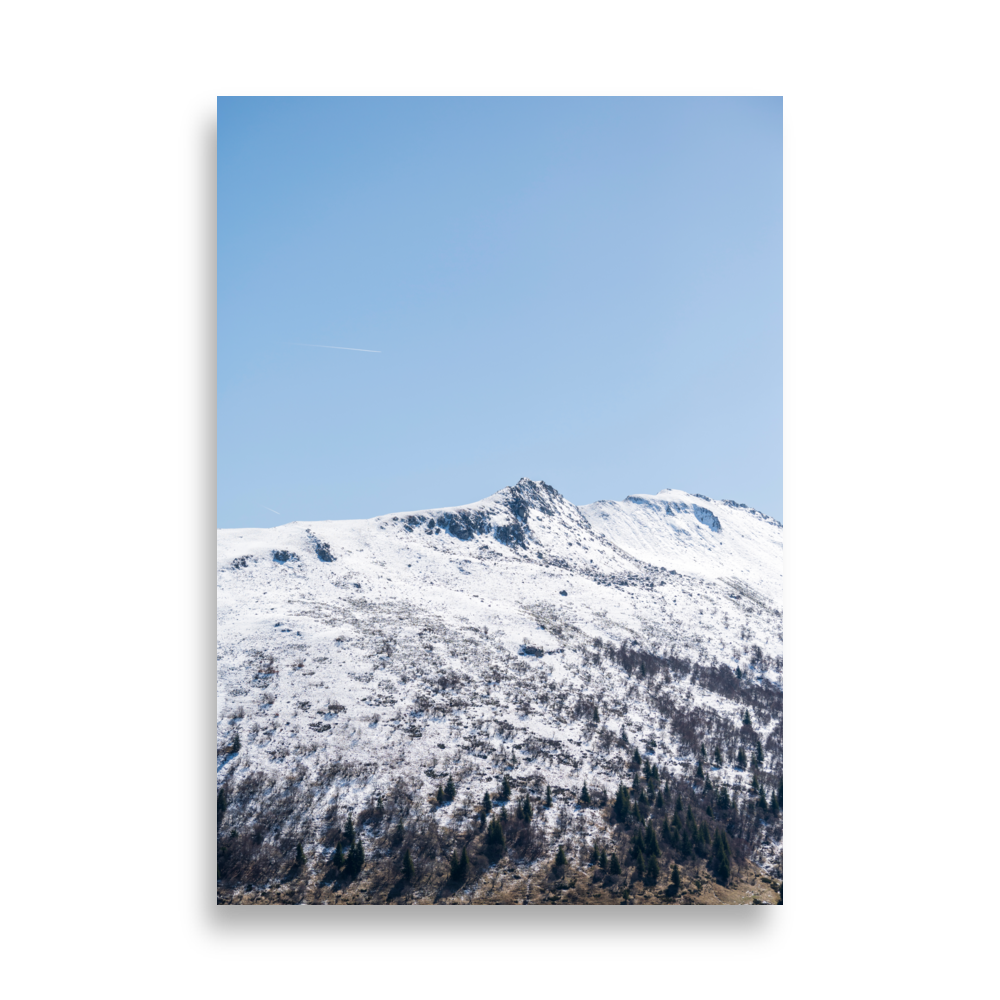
[218,97,781,528]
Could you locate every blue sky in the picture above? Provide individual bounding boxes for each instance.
[218,97,781,528]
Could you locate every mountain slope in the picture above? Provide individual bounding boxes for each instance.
[216,479,784,903]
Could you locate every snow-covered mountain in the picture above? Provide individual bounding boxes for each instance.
[217,479,783,903]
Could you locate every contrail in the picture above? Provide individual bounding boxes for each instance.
[293,342,381,353]
[263,506,282,515]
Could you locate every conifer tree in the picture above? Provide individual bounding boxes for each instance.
[645,821,660,857]
[444,776,457,802]
[613,784,631,823]
[449,848,469,882]
[295,842,305,868]
[580,781,591,805]
[644,854,659,886]
[555,845,567,867]
[216,787,227,825]
[590,843,599,865]
[608,853,622,875]
[631,747,642,770]
[743,708,752,726]
[696,761,705,779]
[655,789,664,809]
[436,784,445,804]
[545,785,552,808]
[635,850,645,878]
[232,729,241,753]
[756,740,764,765]
[402,848,414,882]
[500,775,512,801]
[482,791,492,814]
[600,849,608,869]
[671,864,681,893]
[344,816,355,845]
[593,706,600,723]
[485,816,506,861]
[392,821,405,845]
[699,743,706,759]
[714,746,723,766]
[344,840,365,879]
[333,842,344,868]
[737,747,748,769]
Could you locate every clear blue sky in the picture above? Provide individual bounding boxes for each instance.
[218,97,782,528]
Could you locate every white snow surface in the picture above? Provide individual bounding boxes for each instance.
[217,479,783,852]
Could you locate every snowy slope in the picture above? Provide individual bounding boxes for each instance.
[217,479,784,882]
[580,489,782,606]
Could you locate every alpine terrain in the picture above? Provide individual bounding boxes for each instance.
[217,479,784,904]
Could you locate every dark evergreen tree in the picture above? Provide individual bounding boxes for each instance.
[655,789,664,809]
[711,828,732,884]
[608,853,622,875]
[644,821,660,857]
[599,849,608,869]
[590,843,599,866]
[402,848,414,882]
[436,784,445,804]
[392,821,405,845]
[449,848,469,883]
[717,786,731,811]
[634,850,645,878]
[696,761,705,779]
[743,708,752,726]
[756,740,764,765]
[518,795,533,823]
[644,854,660,886]
[344,816,355,845]
[778,776,783,809]
[593,706,600,723]
[771,791,779,814]
[216,787,227,825]
[699,743,706,759]
[714,746,723,767]
[613,784,631,823]
[332,842,344,868]
[485,816,506,861]
[580,781,591,805]
[444,776,457,802]
[482,791,492,814]
[295,842,306,868]
[555,845,567,867]
[344,840,365,879]
[545,785,553,808]
[671,864,681,893]
[231,729,241,753]
[737,747,748,769]
[631,747,642,770]
[500,775,512,801]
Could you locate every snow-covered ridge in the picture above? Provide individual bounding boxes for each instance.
[217,478,783,886]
